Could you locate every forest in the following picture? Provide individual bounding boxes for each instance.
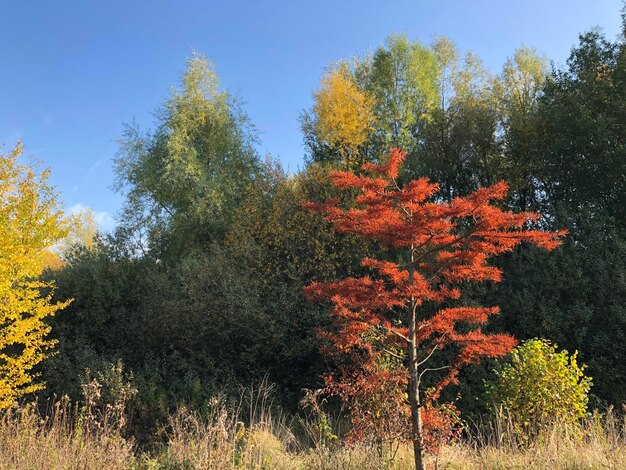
[1,10,625,470]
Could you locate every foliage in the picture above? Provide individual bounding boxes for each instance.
[324,365,411,445]
[303,34,440,166]
[114,53,259,257]
[65,208,98,251]
[0,142,71,409]
[302,35,549,204]
[535,29,626,220]
[302,26,626,417]
[485,339,592,435]
[490,219,626,408]
[42,208,99,270]
[225,159,371,405]
[493,47,547,210]
[44,236,271,439]
[414,40,501,200]
[490,23,626,408]
[45,62,370,441]
[304,148,563,468]
[32,14,626,454]
[311,66,376,168]
[364,35,440,155]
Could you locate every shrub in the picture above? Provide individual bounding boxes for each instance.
[485,338,592,435]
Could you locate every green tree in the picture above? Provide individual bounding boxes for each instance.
[45,234,271,439]
[415,42,501,199]
[455,26,626,414]
[225,158,372,404]
[114,53,260,258]
[494,47,547,211]
[492,219,626,407]
[303,35,507,201]
[493,22,626,408]
[302,34,440,167]
[535,29,626,220]
[364,35,440,156]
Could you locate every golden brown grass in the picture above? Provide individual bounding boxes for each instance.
[0,398,134,470]
[1,389,624,470]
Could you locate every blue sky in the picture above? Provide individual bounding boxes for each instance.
[1,1,623,231]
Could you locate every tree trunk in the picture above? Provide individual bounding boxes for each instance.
[408,323,425,469]
[407,254,425,470]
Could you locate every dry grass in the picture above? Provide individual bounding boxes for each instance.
[0,397,134,470]
[442,408,626,470]
[0,385,624,470]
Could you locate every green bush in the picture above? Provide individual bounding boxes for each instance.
[485,338,592,433]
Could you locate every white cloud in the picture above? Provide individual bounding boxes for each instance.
[68,203,116,233]
[93,211,116,233]
[67,203,86,215]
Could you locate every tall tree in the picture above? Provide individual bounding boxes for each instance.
[303,35,507,202]
[0,142,71,409]
[492,24,626,407]
[306,65,376,168]
[416,41,501,199]
[114,53,260,258]
[494,47,547,211]
[304,149,563,470]
[364,35,440,156]
[535,29,626,220]
[303,34,440,167]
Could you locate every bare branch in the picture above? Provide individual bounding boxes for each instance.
[418,365,450,382]
[416,344,439,367]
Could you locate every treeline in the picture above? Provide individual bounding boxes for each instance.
[41,20,625,441]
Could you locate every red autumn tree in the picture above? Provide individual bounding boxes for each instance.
[304,148,565,470]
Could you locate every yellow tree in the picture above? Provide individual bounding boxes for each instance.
[41,208,99,270]
[64,207,98,251]
[312,65,376,168]
[0,142,71,409]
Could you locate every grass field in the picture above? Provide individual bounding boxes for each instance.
[1,390,624,470]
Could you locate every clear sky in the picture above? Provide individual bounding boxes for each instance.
[1,1,623,231]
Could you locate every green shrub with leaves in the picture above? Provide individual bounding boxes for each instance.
[485,338,592,434]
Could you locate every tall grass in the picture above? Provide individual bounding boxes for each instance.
[441,409,626,469]
[0,382,624,469]
[0,397,134,470]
